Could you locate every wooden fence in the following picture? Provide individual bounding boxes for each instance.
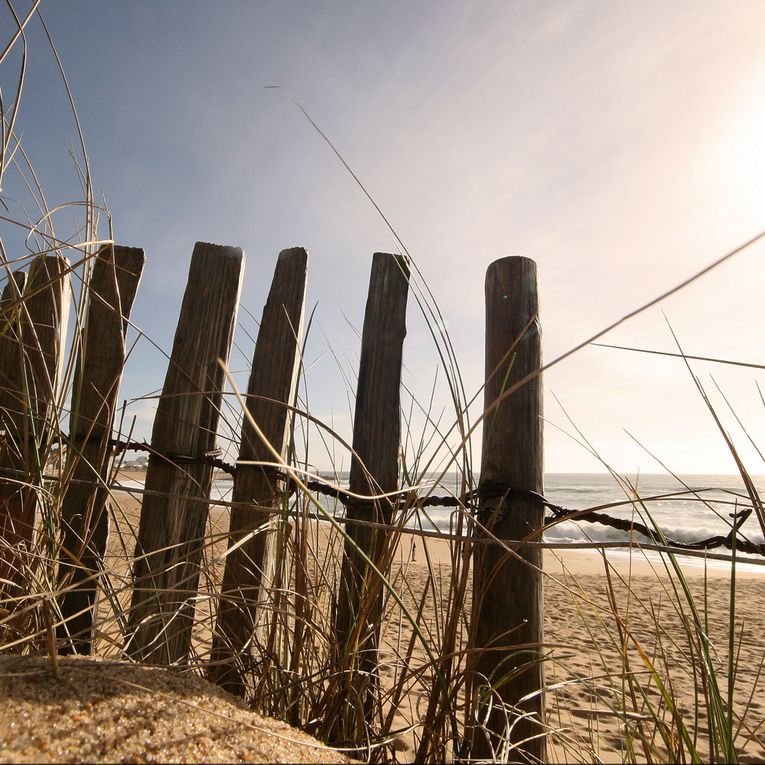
[0,242,545,762]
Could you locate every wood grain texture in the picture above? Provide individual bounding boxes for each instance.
[209,247,307,696]
[127,242,243,665]
[0,271,29,579]
[57,245,145,654]
[0,256,70,594]
[0,270,28,431]
[334,252,409,732]
[469,256,545,763]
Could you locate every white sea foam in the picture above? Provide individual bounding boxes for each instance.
[112,471,765,572]
[407,472,765,572]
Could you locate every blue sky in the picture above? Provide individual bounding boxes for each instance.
[3,1,765,475]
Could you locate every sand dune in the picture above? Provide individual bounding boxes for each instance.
[0,655,350,764]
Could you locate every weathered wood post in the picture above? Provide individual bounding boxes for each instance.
[209,247,307,696]
[126,242,243,665]
[334,252,409,736]
[0,271,28,428]
[468,256,545,763]
[0,256,70,595]
[0,270,28,590]
[57,245,145,653]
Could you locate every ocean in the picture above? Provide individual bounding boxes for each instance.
[307,472,764,545]
[118,471,765,573]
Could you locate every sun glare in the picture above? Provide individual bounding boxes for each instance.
[701,64,765,229]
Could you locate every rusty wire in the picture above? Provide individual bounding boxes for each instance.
[107,439,765,558]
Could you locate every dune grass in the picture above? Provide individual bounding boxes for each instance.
[2,5,765,764]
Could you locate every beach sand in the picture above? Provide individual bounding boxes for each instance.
[0,654,350,763]
[3,473,764,763]
[397,539,765,763]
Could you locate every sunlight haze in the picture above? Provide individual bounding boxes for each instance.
[5,0,765,475]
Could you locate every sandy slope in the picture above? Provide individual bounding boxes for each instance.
[0,655,349,764]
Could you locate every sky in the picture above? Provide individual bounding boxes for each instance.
[2,0,765,476]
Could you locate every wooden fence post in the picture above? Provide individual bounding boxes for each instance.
[57,245,145,654]
[209,247,307,696]
[0,271,28,588]
[0,256,70,595]
[0,270,28,435]
[126,242,243,665]
[334,252,409,736]
[468,256,545,763]
[0,271,27,595]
